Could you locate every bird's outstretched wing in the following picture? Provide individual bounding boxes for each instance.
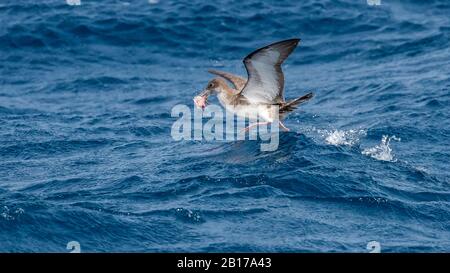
[238,39,300,104]
[208,69,247,91]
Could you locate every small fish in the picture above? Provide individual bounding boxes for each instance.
[193,94,208,110]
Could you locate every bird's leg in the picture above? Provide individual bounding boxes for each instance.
[279,121,290,132]
[242,122,270,132]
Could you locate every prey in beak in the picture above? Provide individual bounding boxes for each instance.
[194,79,220,110]
[193,77,233,111]
[193,91,209,110]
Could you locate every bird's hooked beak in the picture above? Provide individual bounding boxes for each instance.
[193,89,211,110]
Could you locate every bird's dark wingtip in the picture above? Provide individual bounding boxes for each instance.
[278,38,301,45]
[285,38,301,44]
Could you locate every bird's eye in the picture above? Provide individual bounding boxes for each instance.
[208,83,213,88]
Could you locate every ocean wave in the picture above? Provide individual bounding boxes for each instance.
[1,0,449,252]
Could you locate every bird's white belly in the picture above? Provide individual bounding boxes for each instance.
[217,93,277,122]
[223,103,275,122]
[235,105,270,121]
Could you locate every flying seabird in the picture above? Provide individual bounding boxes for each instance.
[193,38,313,132]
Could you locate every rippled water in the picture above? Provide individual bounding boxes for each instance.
[0,0,449,252]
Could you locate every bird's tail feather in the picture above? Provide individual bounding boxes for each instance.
[280,92,314,113]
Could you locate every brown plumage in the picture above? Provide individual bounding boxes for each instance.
[195,38,314,131]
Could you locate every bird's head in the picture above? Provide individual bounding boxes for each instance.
[193,78,227,110]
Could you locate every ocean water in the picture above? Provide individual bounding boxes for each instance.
[0,0,449,252]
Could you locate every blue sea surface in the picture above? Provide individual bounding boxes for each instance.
[0,0,449,252]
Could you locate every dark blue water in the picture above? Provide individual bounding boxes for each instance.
[1,0,449,252]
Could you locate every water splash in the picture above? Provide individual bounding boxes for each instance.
[1,206,25,221]
[323,129,366,146]
[362,135,401,162]
[175,208,203,223]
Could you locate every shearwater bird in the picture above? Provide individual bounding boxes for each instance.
[193,38,313,132]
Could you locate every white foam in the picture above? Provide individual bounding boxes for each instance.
[323,129,366,146]
[1,206,24,221]
[362,135,400,162]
